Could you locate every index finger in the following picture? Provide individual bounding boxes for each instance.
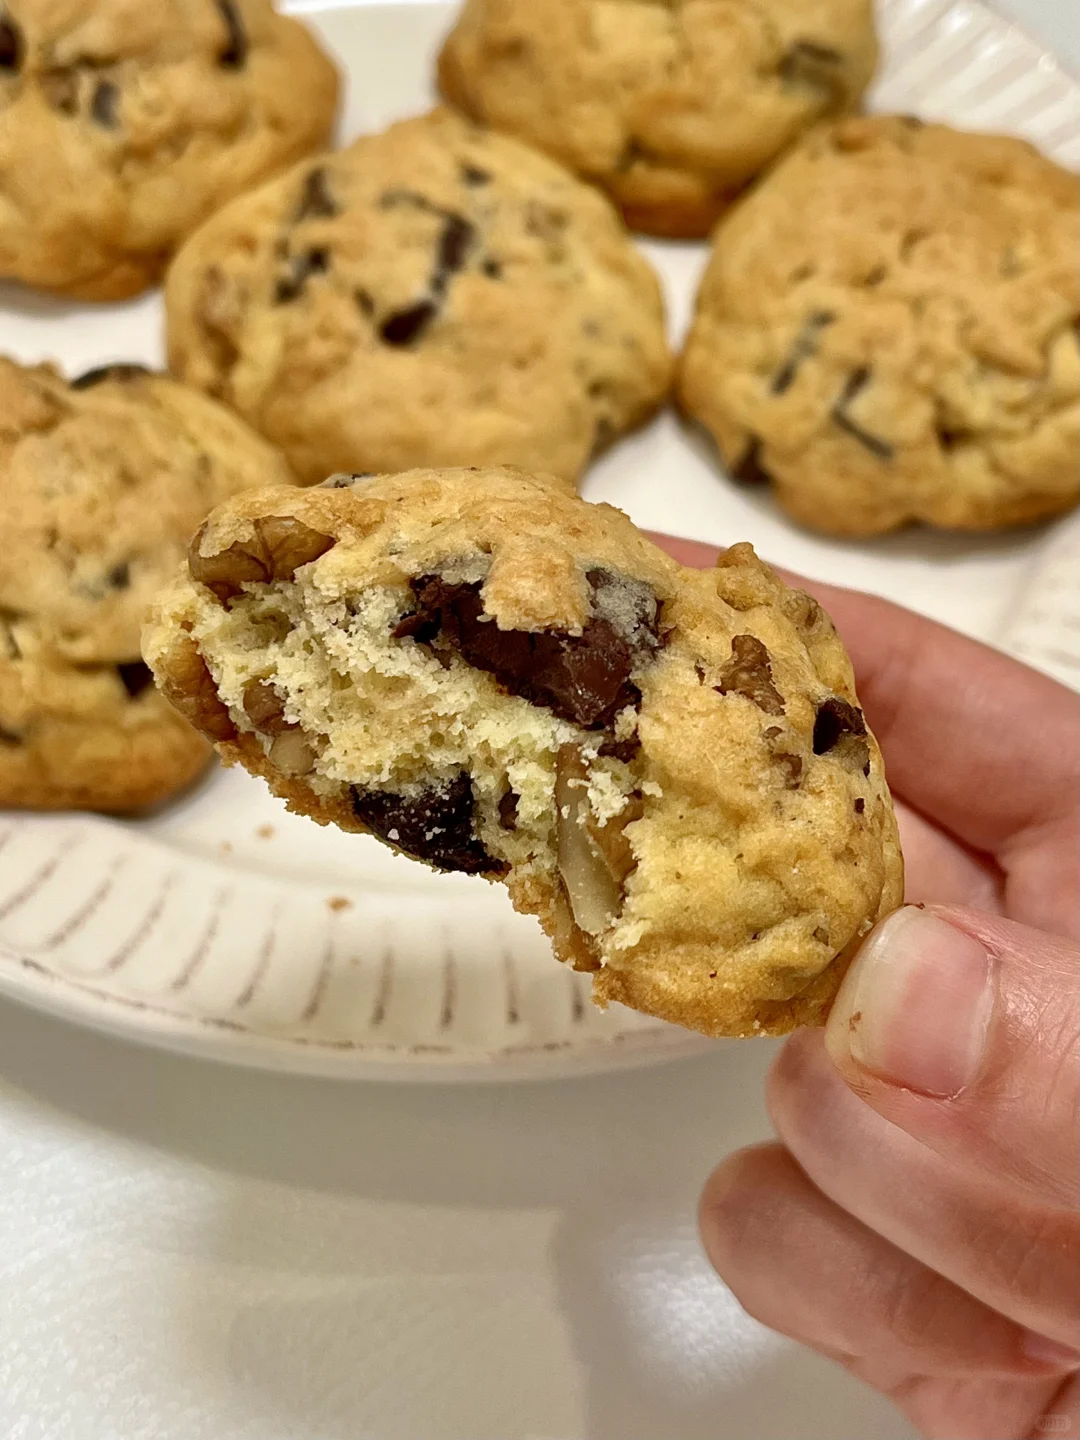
[649,533,1080,856]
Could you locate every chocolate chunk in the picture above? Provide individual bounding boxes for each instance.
[498,789,519,830]
[433,213,474,289]
[90,79,119,127]
[352,772,504,875]
[380,299,438,346]
[71,363,151,390]
[273,248,329,304]
[294,167,338,221]
[0,14,21,70]
[779,40,845,92]
[117,661,154,698]
[215,0,248,67]
[730,436,773,486]
[771,311,834,395]
[813,695,870,778]
[831,368,894,460]
[399,576,654,730]
[598,735,640,763]
[854,796,865,814]
[461,164,491,186]
[715,635,786,716]
[107,561,131,590]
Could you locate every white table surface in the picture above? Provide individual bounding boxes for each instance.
[2,4,1077,1438]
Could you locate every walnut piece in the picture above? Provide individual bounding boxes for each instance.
[554,744,640,939]
[189,516,335,603]
[157,637,236,742]
[268,728,316,777]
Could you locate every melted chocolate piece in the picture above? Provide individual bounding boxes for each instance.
[107,561,131,590]
[215,0,248,67]
[396,575,657,730]
[598,735,640,763]
[117,661,154,698]
[71,363,151,390]
[352,772,503,874]
[498,789,519,830]
[831,368,894,460]
[715,635,786,716]
[90,79,119,127]
[814,697,871,773]
[0,14,21,70]
[433,213,474,290]
[294,167,338,221]
[730,437,773,486]
[380,299,438,346]
[274,248,329,304]
[771,311,834,395]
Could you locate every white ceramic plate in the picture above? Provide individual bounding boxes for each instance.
[1,0,1077,1080]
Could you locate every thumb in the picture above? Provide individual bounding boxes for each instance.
[825,904,1079,1209]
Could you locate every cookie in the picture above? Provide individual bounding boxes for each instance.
[144,466,903,1037]
[164,108,673,487]
[0,0,339,300]
[0,355,295,811]
[678,117,1080,536]
[438,0,877,237]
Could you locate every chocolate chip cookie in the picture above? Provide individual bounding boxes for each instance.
[438,0,878,237]
[164,108,673,487]
[0,0,338,300]
[0,355,294,811]
[144,466,903,1037]
[678,117,1080,535]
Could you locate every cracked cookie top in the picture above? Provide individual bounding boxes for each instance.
[0,355,294,810]
[0,0,339,299]
[678,116,1080,535]
[438,0,878,236]
[164,108,673,486]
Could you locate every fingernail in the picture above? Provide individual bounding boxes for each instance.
[1021,1331,1080,1372]
[825,907,995,1097]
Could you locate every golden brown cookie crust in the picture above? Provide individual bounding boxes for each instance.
[0,355,295,811]
[678,116,1080,535]
[438,0,878,237]
[0,0,339,300]
[145,466,903,1037]
[164,108,672,487]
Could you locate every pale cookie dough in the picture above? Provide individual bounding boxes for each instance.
[0,0,339,300]
[144,466,903,1037]
[0,355,294,811]
[438,0,878,237]
[678,117,1080,536]
[164,107,673,487]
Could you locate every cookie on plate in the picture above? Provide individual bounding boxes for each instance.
[144,466,903,1037]
[164,108,673,487]
[438,0,878,237]
[0,0,339,300]
[0,356,295,811]
[678,117,1080,536]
